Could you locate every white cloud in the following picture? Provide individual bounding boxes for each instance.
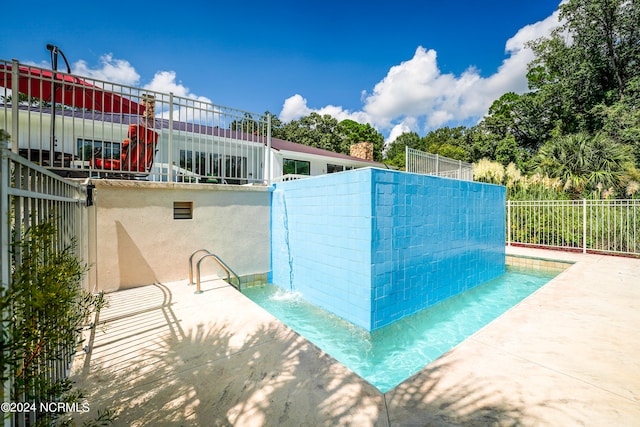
[279,94,311,122]
[143,70,213,103]
[278,7,563,140]
[70,56,214,120]
[315,104,370,124]
[386,120,416,145]
[66,55,213,105]
[279,93,370,124]
[72,54,140,86]
[141,71,216,121]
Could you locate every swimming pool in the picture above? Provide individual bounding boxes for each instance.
[243,265,560,392]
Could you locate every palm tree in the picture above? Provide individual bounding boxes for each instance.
[533,133,634,197]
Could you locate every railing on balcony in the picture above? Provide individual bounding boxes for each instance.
[272,173,310,182]
[0,59,271,184]
[405,147,473,181]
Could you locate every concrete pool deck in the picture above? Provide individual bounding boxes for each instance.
[70,247,640,426]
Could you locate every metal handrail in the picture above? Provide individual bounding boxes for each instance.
[189,248,241,293]
[196,254,241,293]
[188,248,211,285]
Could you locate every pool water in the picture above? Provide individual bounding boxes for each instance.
[242,265,559,393]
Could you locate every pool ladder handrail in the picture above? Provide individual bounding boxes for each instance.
[189,249,241,293]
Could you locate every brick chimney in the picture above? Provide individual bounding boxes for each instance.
[350,141,374,161]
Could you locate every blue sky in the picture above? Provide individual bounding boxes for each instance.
[1,0,563,141]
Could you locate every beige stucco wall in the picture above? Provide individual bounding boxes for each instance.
[89,180,270,292]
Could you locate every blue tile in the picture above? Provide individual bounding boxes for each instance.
[271,169,506,331]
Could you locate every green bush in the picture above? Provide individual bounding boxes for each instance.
[1,218,109,425]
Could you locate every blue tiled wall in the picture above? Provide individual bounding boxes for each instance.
[271,170,374,330]
[369,170,505,329]
[270,168,505,331]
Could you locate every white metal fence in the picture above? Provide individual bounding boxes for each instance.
[1,140,89,426]
[1,59,270,184]
[507,199,640,256]
[405,146,473,181]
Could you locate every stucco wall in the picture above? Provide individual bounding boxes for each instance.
[90,180,270,292]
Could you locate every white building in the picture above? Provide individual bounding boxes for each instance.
[269,137,383,182]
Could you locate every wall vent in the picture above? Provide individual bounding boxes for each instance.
[173,201,193,220]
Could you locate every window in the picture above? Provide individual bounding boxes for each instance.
[327,164,344,174]
[77,139,121,162]
[180,150,248,182]
[180,150,214,176]
[225,155,247,179]
[283,159,310,175]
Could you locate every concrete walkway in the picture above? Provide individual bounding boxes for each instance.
[70,248,640,426]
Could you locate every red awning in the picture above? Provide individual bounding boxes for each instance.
[0,64,144,114]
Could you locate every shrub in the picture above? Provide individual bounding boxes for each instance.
[1,218,108,425]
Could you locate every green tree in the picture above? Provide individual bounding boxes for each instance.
[494,135,522,167]
[466,125,498,164]
[532,132,634,197]
[482,93,521,137]
[482,92,553,153]
[272,114,386,160]
[336,119,385,161]
[264,111,283,133]
[229,112,269,135]
[527,0,640,134]
[275,112,342,153]
[419,126,468,160]
[465,125,528,169]
[469,0,640,183]
[593,77,640,168]
[383,132,420,169]
[560,0,640,99]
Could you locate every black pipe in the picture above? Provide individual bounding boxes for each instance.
[47,44,71,74]
[45,44,71,166]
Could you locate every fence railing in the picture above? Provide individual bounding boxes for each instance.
[507,199,640,256]
[1,141,88,426]
[1,59,270,184]
[405,146,473,181]
[272,173,310,183]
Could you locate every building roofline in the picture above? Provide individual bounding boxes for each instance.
[270,137,383,166]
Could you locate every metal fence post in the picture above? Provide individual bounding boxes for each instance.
[266,114,272,185]
[167,92,174,182]
[1,132,10,425]
[405,145,409,172]
[583,199,587,254]
[0,137,8,297]
[11,59,19,154]
[507,200,511,247]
